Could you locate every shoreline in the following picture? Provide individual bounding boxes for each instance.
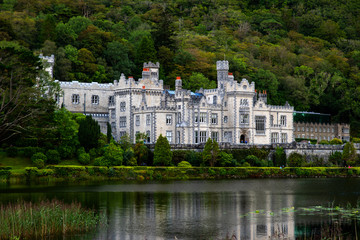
[1,166,360,183]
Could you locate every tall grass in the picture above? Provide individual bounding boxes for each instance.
[0,199,102,239]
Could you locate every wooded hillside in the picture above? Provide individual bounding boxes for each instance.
[1,0,360,136]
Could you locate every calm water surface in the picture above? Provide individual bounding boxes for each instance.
[1,178,360,239]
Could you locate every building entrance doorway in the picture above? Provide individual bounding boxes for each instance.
[240,134,246,143]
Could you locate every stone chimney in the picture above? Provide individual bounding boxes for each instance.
[175,76,182,91]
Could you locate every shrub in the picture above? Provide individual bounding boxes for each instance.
[89,148,98,160]
[78,153,90,165]
[103,142,123,166]
[22,147,44,158]
[353,137,360,143]
[46,149,61,164]
[287,152,304,167]
[329,138,343,145]
[329,151,342,166]
[77,147,86,157]
[123,148,137,166]
[185,151,202,166]
[31,153,47,169]
[93,157,110,166]
[178,161,192,167]
[218,151,234,167]
[273,147,286,167]
[319,140,329,145]
[244,155,259,166]
[242,162,251,167]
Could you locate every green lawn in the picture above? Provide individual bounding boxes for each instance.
[0,152,33,169]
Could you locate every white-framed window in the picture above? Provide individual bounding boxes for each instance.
[211,113,218,124]
[224,131,232,142]
[297,127,300,131]
[166,114,172,125]
[280,115,286,126]
[315,127,317,132]
[211,132,218,142]
[200,131,207,143]
[271,132,279,143]
[91,95,99,105]
[327,127,330,133]
[240,113,249,124]
[224,116,228,123]
[319,127,322,133]
[119,117,126,128]
[108,96,114,105]
[177,113,181,124]
[306,127,309,132]
[177,131,180,144]
[72,94,80,104]
[332,128,334,133]
[194,131,199,143]
[200,112,207,123]
[119,131,126,138]
[213,96,217,105]
[166,131,172,143]
[120,102,126,112]
[111,110,115,119]
[302,127,305,131]
[146,114,150,125]
[270,115,274,126]
[310,127,313,132]
[136,115,140,126]
[281,133,287,143]
[194,113,198,123]
[255,116,265,134]
[111,122,115,131]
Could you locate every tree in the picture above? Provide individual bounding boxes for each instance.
[183,72,216,92]
[0,43,47,142]
[153,134,172,166]
[78,115,100,151]
[135,36,157,68]
[104,41,134,78]
[342,142,357,166]
[106,122,112,143]
[202,138,219,167]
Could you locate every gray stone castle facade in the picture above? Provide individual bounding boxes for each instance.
[55,60,294,145]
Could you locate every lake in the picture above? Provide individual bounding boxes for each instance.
[1,178,360,239]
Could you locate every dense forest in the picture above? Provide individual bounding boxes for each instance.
[1,0,360,136]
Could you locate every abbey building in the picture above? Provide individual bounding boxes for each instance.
[55,60,294,145]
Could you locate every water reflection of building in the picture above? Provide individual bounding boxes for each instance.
[95,190,296,240]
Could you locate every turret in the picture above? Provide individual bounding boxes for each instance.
[143,62,160,81]
[175,76,182,91]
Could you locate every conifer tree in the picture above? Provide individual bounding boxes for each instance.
[202,138,219,167]
[78,115,100,151]
[153,134,172,166]
[135,36,157,66]
[106,122,112,143]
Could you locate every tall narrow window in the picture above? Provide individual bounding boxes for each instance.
[120,102,126,112]
[119,117,126,128]
[224,131,232,142]
[194,113,198,123]
[194,131,199,143]
[108,96,114,105]
[111,110,115,119]
[200,131,207,143]
[255,116,265,134]
[146,114,150,125]
[213,96,217,105]
[280,115,286,126]
[240,113,249,124]
[146,130,150,143]
[270,115,274,126]
[177,113,181,124]
[271,132,279,143]
[72,94,80,104]
[211,113,218,124]
[177,131,180,144]
[211,132,218,142]
[224,116,228,123]
[200,112,207,123]
[91,95,99,105]
[166,114,172,125]
[135,115,140,126]
[166,131,172,143]
[281,133,287,143]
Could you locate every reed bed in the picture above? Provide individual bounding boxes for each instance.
[0,199,102,239]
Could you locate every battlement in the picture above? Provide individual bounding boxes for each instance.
[56,80,114,89]
[143,62,160,68]
[39,54,55,64]
[216,60,229,70]
[269,104,294,110]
